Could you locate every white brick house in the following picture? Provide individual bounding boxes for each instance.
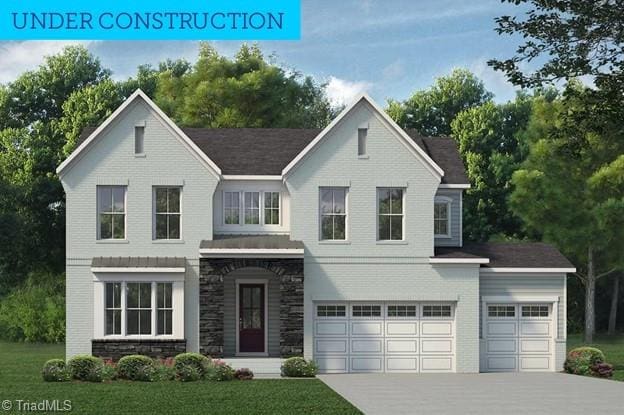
[57,90,574,374]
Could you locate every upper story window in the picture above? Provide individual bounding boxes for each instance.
[244,192,260,225]
[154,187,181,240]
[358,128,367,156]
[320,187,347,240]
[97,186,126,240]
[224,192,240,224]
[434,197,451,237]
[135,125,145,154]
[377,188,404,241]
[264,192,280,225]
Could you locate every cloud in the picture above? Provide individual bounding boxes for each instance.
[468,59,519,103]
[382,59,406,81]
[325,76,373,107]
[0,41,92,84]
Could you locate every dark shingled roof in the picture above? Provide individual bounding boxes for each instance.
[92,257,186,268]
[76,126,469,183]
[201,235,304,250]
[434,242,575,269]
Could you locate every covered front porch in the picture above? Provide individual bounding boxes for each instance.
[198,235,304,360]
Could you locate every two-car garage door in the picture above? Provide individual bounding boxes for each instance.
[314,302,456,373]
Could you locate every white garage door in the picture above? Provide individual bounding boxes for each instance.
[484,303,554,372]
[314,302,456,373]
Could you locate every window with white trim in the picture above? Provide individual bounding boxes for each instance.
[521,304,549,317]
[154,187,181,240]
[157,283,173,335]
[320,187,347,240]
[316,305,346,317]
[434,198,451,237]
[244,192,260,225]
[224,192,240,224]
[97,186,126,240]
[387,305,417,317]
[135,126,145,154]
[488,305,515,318]
[127,283,152,335]
[358,128,367,156]
[264,192,280,225]
[352,305,381,317]
[422,304,452,317]
[378,188,404,240]
[105,282,122,335]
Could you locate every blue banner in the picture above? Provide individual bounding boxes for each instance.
[0,0,300,40]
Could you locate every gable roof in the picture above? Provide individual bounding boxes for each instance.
[56,89,222,177]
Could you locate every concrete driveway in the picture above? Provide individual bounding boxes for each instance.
[319,373,624,415]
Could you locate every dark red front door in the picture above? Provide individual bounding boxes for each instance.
[239,284,265,353]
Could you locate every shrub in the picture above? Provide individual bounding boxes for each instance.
[117,355,156,381]
[154,358,176,381]
[0,272,65,343]
[177,364,201,382]
[101,359,118,381]
[207,360,235,381]
[281,357,318,377]
[592,362,614,378]
[174,353,212,379]
[234,367,254,380]
[42,359,69,382]
[564,347,606,376]
[67,355,104,382]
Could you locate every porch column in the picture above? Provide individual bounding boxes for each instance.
[278,259,304,357]
[199,260,225,357]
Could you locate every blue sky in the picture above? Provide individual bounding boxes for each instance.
[0,0,529,106]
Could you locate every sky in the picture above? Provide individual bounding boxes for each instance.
[0,0,531,106]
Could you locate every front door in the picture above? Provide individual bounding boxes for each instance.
[239,284,265,353]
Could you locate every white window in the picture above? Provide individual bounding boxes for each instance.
[264,192,280,225]
[352,304,381,317]
[244,192,260,225]
[317,305,346,317]
[97,186,126,240]
[521,304,549,317]
[320,188,347,240]
[422,304,452,317]
[434,197,451,237]
[157,283,173,335]
[126,283,152,335]
[224,192,240,224]
[154,187,181,240]
[105,282,122,335]
[358,128,367,156]
[488,305,515,318]
[387,304,417,317]
[377,188,404,240]
[135,125,145,154]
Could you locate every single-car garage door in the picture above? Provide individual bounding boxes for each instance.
[484,303,554,372]
[314,302,456,373]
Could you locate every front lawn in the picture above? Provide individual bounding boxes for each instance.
[567,333,624,381]
[0,341,361,414]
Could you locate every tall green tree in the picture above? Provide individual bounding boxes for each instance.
[511,84,624,343]
[387,69,493,136]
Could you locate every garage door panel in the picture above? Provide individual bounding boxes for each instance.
[487,338,517,353]
[386,357,418,372]
[421,338,453,354]
[315,321,347,336]
[351,339,383,353]
[386,339,418,354]
[316,357,347,373]
[386,321,418,336]
[351,357,383,372]
[520,338,550,353]
[487,321,517,336]
[520,321,550,336]
[421,356,453,372]
[421,321,453,336]
[351,321,383,336]
[520,356,550,371]
[487,356,517,371]
[315,339,348,354]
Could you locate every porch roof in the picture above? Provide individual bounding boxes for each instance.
[91,256,186,272]
[200,235,304,258]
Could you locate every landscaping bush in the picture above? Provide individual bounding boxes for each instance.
[0,272,65,343]
[154,358,176,381]
[67,355,104,382]
[177,365,201,382]
[207,360,235,381]
[101,359,118,381]
[42,359,69,382]
[281,357,318,377]
[234,367,254,380]
[592,362,614,378]
[174,352,212,379]
[564,347,607,376]
[117,355,156,381]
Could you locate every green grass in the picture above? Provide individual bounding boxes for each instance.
[567,333,624,381]
[0,341,361,414]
